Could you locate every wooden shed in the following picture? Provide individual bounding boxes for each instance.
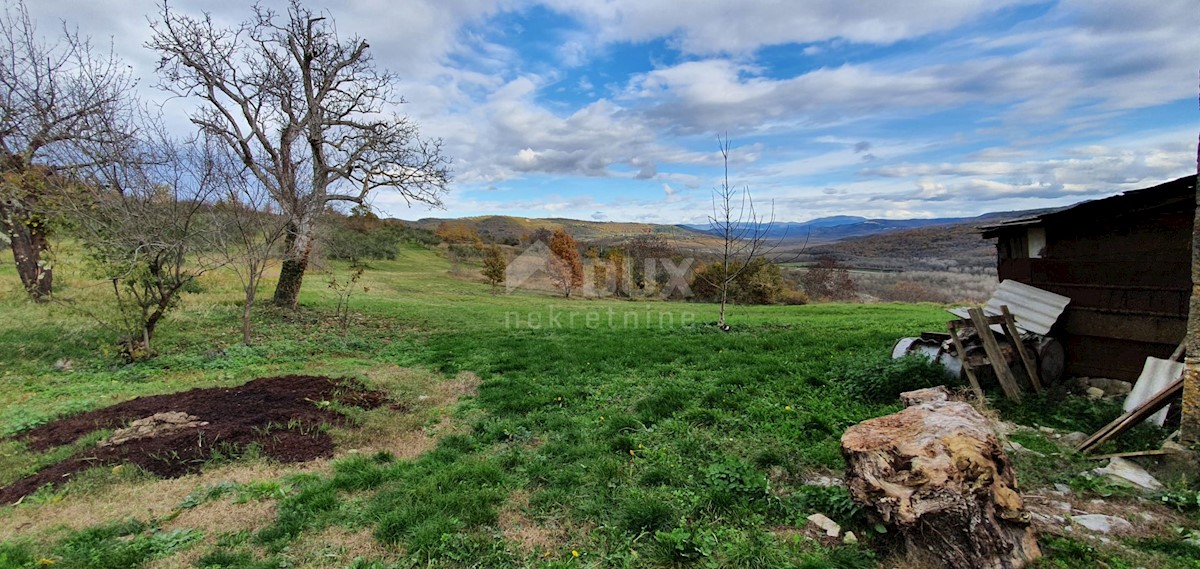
[981,176,1196,381]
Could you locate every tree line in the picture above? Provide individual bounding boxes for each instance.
[0,0,448,356]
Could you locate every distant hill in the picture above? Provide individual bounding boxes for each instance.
[796,209,1059,273]
[398,209,1054,267]
[400,215,721,247]
[684,211,1051,244]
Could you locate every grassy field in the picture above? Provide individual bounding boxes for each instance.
[0,243,1197,568]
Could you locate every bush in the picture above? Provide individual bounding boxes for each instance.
[832,355,957,404]
[781,289,809,305]
[691,258,787,305]
[325,210,436,260]
[802,256,856,301]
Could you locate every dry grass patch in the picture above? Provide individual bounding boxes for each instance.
[0,460,328,542]
[498,493,597,560]
[499,490,561,555]
[332,367,479,458]
[146,497,277,569]
[280,526,397,568]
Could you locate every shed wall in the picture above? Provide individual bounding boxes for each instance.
[995,206,1192,381]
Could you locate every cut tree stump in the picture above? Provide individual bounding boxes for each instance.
[841,386,1040,569]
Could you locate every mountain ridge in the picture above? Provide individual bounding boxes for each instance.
[397,209,1052,246]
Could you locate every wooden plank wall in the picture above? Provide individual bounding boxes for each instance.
[995,208,1191,381]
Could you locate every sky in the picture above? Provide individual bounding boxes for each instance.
[24,0,1200,224]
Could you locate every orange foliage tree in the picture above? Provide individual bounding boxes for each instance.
[547,228,584,297]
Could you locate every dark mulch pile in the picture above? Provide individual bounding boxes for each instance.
[1,375,389,504]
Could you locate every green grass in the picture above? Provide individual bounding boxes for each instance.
[0,242,1195,568]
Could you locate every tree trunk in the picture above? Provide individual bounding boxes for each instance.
[841,387,1040,569]
[272,215,314,309]
[1182,109,1200,444]
[2,201,53,301]
[242,283,256,346]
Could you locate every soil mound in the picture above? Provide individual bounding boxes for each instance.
[2,375,388,504]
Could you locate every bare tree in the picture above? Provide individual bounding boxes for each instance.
[0,0,136,300]
[147,0,451,309]
[206,148,288,346]
[67,133,225,360]
[700,136,776,329]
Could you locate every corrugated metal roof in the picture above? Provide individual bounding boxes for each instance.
[949,280,1071,336]
[981,176,1195,237]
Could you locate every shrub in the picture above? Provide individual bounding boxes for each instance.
[705,458,769,502]
[691,258,787,305]
[802,256,856,301]
[782,289,809,305]
[832,355,957,404]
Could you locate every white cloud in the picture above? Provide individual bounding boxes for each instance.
[541,0,1037,55]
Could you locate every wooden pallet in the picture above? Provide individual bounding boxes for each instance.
[946,305,1042,402]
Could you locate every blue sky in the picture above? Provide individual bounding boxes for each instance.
[32,0,1200,223]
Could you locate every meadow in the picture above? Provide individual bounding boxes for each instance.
[0,243,1196,568]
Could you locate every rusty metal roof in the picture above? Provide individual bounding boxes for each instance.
[949,280,1071,336]
[980,176,1195,237]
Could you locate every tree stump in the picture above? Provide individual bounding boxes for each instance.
[841,386,1040,569]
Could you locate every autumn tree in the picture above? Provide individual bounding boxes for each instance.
[482,244,506,294]
[524,227,553,246]
[801,255,857,301]
[627,230,673,292]
[436,221,481,245]
[606,248,628,297]
[586,247,607,295]
[148,0,450,309]
[0,0,137,300]
[547,228,584,298]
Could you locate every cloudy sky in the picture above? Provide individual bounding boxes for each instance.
[27,0,1200,223]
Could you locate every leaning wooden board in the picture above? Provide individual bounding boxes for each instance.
[1076,378,1183,453]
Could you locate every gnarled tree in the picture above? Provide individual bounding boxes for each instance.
[148,0,450,308]
[0,0,136,300]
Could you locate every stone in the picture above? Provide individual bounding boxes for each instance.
[1046,500,1072,513]
[1086,387,1105,400]
[1058,431,1088,448]
[1005,440,1044,457]
[804,475,843,488]
[841,388,1040,568]
[53,358,74,372]
[98,412,208,447]
[1071,514,1133,534]
[900,386,950,406]
[1092,457,1163,491]
[806,513,841,538]
[1052,483,1072,495]
[1030,512,1067,527]
[842,531,858,545]
[1162,440,1189,452]
[991,420,1021,436]
[1089,378,1132,397]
